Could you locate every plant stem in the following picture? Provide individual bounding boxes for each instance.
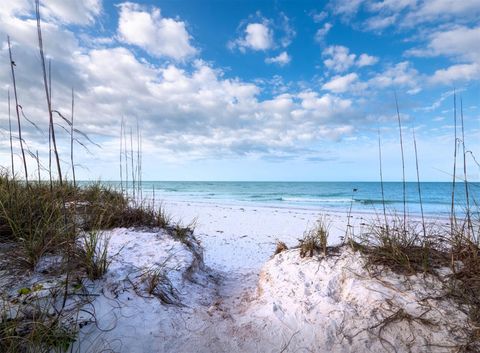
[460,97,473,237]
[71,88,76,188]
[378,128,388,227]
[394,92,407,229]
[8,90,15,176]
[451,90,458,236]
[412,121,426,240]
[36,0,62,185]
[48,59,52,189]
[120,117,124,194]
[7,36,28,184]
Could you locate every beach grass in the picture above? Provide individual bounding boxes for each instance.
[0,173,179,352]
[299,216,330,258]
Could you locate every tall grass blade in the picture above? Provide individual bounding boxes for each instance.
[7,36,28,184]
[120,117,124,193]
[378,128,387,226]
[48,59,52,189]
[394,92,407,229]
[36,150,41,182]
[412,121,426,240]
[71,88,76,187]
[451,90,458,236]
[460,97,473,237]
[130,127,135,201]
[8,90,14,176]
[124,119,128,198]
[35,0,62,185]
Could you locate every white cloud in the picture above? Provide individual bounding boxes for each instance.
[0,13,80,61]
[229,14,296,55]
[404,0,480,26]
[322,73,359,93]
[231,22,273,52]
[417,89,458,112]
[40,0,102,25]
[364,14,397,31]
[279,13,296,48]
[117,2,197,60]
[367,0,416,12]
[429,63,480,84]
[368,61,420,93]
[265,51,291,66]
[323,45,378,72]
[332,0,479,32]
[311,11,328,23]
[406,26,480,84]
[0,0,102,25]
[330,0,365,16]
[323,46,356,72]
[0,1,31,18]
[315,23,332,43]
[296,92,354,125]
[357,53,379,67]
[408,26,480,64]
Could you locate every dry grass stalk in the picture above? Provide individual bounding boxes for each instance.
[412,122,426,242]
[130,127,135,201]
[120,117,124,193]
[378,129,388,227]
[70,88,76,188]
[300,217,330,257]
[7,91,14,176]
[35,0,62,185]
[460,97,473,237]
[451,90,458,235]
[394,92,407,229]
[48,59,52,189]
[7,36,28,184]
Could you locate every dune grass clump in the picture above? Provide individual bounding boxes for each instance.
[0,176,172,269]
[350,215,449,275]
[0,175,75,269]
[76,183,171,231]
[140,266,180,305]
[81,230,110,280]
[170,219,197,244]
[274,241,288,255]
[299,216,330,258]
[0,173,176,352]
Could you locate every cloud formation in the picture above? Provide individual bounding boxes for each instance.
[0,5,358,172]
[323,45,378,73]
[230,22,273,52]
[265,51,291,66]
[117,2,197,60]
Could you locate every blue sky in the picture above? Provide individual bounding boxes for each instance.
[0,0,479,181]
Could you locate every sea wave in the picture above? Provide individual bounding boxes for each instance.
[354,199,396,205]
[282,197,352,203]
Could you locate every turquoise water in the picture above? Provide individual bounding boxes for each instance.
[118,181,480,217]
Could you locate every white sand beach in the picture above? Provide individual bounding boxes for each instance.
[72,200,467,353]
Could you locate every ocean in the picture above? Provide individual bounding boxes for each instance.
[116,181,480,217]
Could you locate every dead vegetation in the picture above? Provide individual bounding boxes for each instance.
[298,216,330,258]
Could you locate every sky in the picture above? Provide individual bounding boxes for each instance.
[0,0,479,182]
